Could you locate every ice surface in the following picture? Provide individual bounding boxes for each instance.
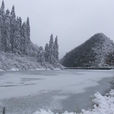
[0,70,113,99]
[33,89,114,114]
[0,70,114,114]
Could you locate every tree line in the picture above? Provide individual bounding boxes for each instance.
[0,1,59,64]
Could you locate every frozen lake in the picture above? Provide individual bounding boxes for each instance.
[0,69,114,114]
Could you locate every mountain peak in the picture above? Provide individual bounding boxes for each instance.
[89,33,109,42]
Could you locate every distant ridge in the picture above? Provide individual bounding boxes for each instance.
[61,33,114,68]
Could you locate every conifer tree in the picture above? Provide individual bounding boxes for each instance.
[20,22,26,54]
[13,17,22,54]
[53,36,59,60]
[4,9,11,52]
[1,0,5,15]
[10,5,16,52]
[45,43,49,62]
[48,34,54,63]
[0,1,60,66]
[37,46,45,64]
[0,0,5,51]
[26,17,30,41]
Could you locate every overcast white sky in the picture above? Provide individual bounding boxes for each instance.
[3,0,114,58]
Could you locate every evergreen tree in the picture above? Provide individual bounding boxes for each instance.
[13,17,22,54]
[25,18,31,55]
[45,43,49,62]
[1,0,5,15]
[26,17,30,41]
[37,46,45,65]
[48,34,54,63]
[10,5,16,52]
[0,1,60,67]
[4,9,11,52]
[0,7,2,49]
[20,22,26,54]
[0,0,5,51]
[53,36,59,60]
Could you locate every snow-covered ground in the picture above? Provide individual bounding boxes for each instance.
[0,70,113,114]
[0,51,63,71]
[33,89,114,114]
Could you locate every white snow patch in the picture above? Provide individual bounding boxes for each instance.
[8,68,19,71]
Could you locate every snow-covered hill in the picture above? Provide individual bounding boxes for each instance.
[61,33,114,68]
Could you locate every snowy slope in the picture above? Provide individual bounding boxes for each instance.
[92,33,114,67]
[0,51,63,71]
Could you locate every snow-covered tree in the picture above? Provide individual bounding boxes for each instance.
[48,34,54,63]
[10,5,16,52]
[13,17,22,54]
[45,34,59,64]
[0,1,60,67]
[20,22,26,54]
[37,46,45,65]
[0,0,5,51]
[1,0,5,15]
[53,36,59,60]
[25,18,31,55]
[26,17,30,42]
[45,43,49,62]
[4,9,11,52]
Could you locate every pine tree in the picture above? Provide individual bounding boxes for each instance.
[20,22,26,54]
[0,24,2,49]
[1,0,5,15]
[53,36,59,60]
[45,43,49,62]
[0,0,6,51]
[37,46,45,65]
[25,18,31,55]
[48,34,54,63]
[0,7,3,49]
[13,17,22,54]
[26,17,30,41]
[4,9,11,52]
[10,5,16,52]
[0,1,60,67]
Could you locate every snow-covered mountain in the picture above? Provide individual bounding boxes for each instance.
[61,33,114,68]
[0,1,62,71]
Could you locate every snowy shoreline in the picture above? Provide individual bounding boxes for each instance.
[0,67,62,72]
[33,89,114,114]
[32,74,114,114]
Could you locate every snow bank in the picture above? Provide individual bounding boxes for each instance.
[33,89,114,114]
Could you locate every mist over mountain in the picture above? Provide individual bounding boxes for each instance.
[61,33,114,68]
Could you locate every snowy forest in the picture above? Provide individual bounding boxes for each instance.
[0,1,59,67]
